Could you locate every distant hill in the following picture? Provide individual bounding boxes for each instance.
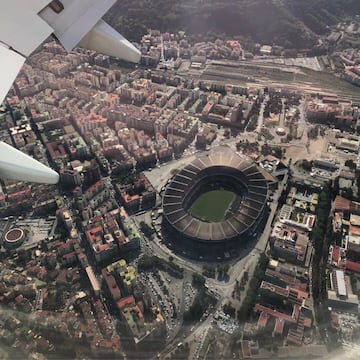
[105,0,360,48]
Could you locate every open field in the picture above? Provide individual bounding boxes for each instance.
[190,190,235,222]
[284,137,327,164]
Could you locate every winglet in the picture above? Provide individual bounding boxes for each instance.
[79,20,141,63]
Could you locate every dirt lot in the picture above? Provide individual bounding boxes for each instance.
[285,136,327,164]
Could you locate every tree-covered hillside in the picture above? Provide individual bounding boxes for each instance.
[105,0,360,48]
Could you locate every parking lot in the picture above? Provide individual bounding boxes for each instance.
[139,270,183,338]
[310,167,339,179]
[336,311,360,345]
[144,153,198,193]
[212,309,238,334]
[184,280,196,312]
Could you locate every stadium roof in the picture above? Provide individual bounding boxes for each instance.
[163,150,268,242]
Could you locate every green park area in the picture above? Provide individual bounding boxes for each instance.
[190,190,235,222]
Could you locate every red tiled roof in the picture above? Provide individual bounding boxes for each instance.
[85,179,104,195]
[260,280,289,297]
[58,243,72,252]
[102,269,121,300]
[274,318,285,335]
[345,260,360,273]
[303,316,312,328]
[350,225,360,236]
[254,304,297,324]
[123,193,139,203]
[15,294,24,304]
[334,196,350,211]
[117,295,135,310]
[350,201,360,214]
[322,96,338,103]
[289,287,308,300]
[85,226,103,244]
[265,268,306,290]
[227,40,240,48]
[331,246,341,265]
[95,243,109,252]
[91,215,102,223]
[241,340,252,359]
[257,311,269,328]
[8,188,31,199]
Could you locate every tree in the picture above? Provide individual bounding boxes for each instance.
[183,290,212,323]
[238,253,268,322]
[223,302,236,318]
[311,182,332,303]
[192,272,206,288]
[300,159,312,172]
[332,177,340,199]
[345,159,356,170]
[341,187,353,200]
[307,126,318,140]
[18,249,30,266]
[223,264,230,276]
[139,221,154,237]
[202,265,216,278]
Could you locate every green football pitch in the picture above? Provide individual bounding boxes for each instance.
[190,190,235,222]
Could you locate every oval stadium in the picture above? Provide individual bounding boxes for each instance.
[162,150,268,260]
[4,228,26,249]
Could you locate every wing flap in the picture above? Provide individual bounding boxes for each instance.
[0,2,53,56]
[15,0,51,13]
[39,0,116,51]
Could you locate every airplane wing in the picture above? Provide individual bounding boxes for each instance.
[0,0,141,104]
[0,47,26,106]
[0,0,141,184]
[0,141,59,184]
